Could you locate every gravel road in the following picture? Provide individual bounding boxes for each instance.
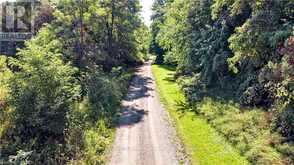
[108,62,183,165]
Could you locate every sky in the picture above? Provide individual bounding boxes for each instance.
[140,0,154,26]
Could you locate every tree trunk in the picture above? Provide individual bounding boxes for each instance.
[78,0,84,69]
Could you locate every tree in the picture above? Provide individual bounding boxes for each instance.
[135,24,151,61]
[150,0,170,64]
[8,27,80,163]
[55,0,141,70]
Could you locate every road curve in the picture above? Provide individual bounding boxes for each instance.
[108,62,180,165]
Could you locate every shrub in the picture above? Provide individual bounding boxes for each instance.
[86,67,132,121]
[66,100,115,165]
[0,55,13,143]
[82,120,113,164]
[240,84,271,107]
[274,104,294,141]
[275,142,294,163]
[6,36,80,163]
[66,68,133,164]
[0,56,12,109]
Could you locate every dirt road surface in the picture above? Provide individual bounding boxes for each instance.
[108,63,182,165]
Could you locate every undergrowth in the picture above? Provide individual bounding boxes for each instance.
[153,64,294,165]
[179,74,294,164]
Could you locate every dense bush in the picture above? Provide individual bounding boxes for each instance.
[0,33,79,163]
[10,32,80,134]
[86,68,132,120]
[0,56,13,142]
[66,70,132,164]
[274,104,294,141]
[66,101,115,165]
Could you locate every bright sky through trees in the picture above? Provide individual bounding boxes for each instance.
[140,0,154,26]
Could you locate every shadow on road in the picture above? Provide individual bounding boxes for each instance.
[117,70,153,127]
[118,106,148,127]
[125,76,153,101]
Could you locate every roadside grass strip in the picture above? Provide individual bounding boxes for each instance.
[152,65,249,165]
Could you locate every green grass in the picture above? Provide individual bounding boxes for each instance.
[152,65,249,165]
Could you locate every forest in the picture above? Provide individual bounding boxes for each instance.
[0,0,293,164]
[0,0,149,164]
[151,0,294,164]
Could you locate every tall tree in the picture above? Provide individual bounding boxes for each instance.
[150,0,170,64]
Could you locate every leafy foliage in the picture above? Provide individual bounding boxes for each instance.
[0,56,12,108]
[86,67,133,120]
[151,0,294,164]
[0,0,143,164]
[1,29,80,163]
[135,25,151,61]
[150,0,170,64]
[54,0,142,70]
